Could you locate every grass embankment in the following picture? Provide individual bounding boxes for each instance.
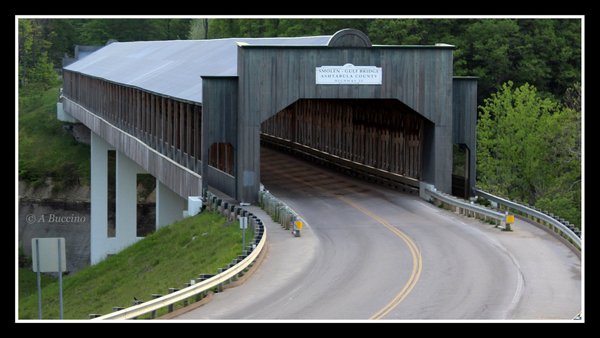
[19,211,253,319]
[18,268,56,301]
[18,85,90,189]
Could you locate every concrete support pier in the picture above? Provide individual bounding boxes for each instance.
[156,180,185,229]
[91,132,186,264]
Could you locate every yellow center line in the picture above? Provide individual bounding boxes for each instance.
[336,196,422,320]
[262,158,422,319]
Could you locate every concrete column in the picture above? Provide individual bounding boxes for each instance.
[90,132,111,264]
[156,180,185,229]
[114,151,145,252]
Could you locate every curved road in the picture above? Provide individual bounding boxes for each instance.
[177,147,581,320]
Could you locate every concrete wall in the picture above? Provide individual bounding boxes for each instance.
[19,200,90,272]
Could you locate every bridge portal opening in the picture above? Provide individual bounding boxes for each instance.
[261,99,430,192]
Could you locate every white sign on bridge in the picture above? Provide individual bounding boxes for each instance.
[316,63,382,85]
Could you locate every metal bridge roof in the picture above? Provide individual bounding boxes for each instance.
[64,36,331,103]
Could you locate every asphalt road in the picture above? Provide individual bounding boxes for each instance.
[176,147,581,320]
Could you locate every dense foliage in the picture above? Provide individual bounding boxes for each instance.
[193,18,580,102]
[17,18,581,225]
[477,82,581,227]
[18,84,90,189]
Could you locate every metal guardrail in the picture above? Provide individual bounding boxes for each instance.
[258,187,305,236]
[424,186,507,227]
[92,191,267,320]
[475,189,581,249]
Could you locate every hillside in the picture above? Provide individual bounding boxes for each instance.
[19,211,251,319]
[18,85,90,190]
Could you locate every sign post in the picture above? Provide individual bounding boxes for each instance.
[35,239,42,319]
[57,238,63,319]
[239,217,248,251]
[32,238,66,319]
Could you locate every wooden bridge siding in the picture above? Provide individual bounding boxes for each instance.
[261,99,424,180]
[239,47,453,125]
[63,71,203,165]
[452,78,478,195]
[62,70,203,198]
[200,76,238,197]
[237,46,454,201]
[63,98,201,198]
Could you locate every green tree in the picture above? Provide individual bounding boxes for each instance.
[462,20,520,101]
[477,81,580,226]
[149,19,191,40]
[189,19,210,39]
[367,19,424,45]
[27,52,58,91]
[42,19,79,67]
[77,19,190,44]
[18,19,56,88]
[18,19,34,87]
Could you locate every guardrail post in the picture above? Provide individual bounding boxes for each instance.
[167,288,178,312]
[131,299,144,319]
[150,294,162,319]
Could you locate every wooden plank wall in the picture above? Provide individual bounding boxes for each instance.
[237,46,455,201]
[62,70,204,198]
[200,77,238,198]
[262,99,424,179]
[63,71,202,174]
[452,78,478,195]
[208,143,234,175]
[63,98,201,199]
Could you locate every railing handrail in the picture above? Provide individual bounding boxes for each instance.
[92,198,267,320]
[425,186,506,222]
[475,189,581,247]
